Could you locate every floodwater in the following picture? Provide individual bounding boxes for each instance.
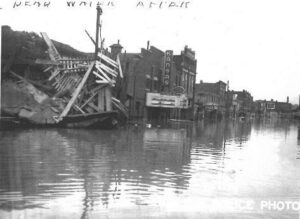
[0,119,300,218]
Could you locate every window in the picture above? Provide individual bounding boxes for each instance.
[267,103,275,110]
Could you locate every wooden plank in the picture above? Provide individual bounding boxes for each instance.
[85,29,96,45]
[98,68,111,82]
[117,55,123,78]
[41,32,61,61]
[49,68,61,81]
[59,62,95,120]
[112,101,129,118]
[43,66,53,73]
[112,97,120,103]
[93,71,109,82]
[95,65,111,81]
[98,53,118,68]
[80,92,98,109]
[98,89,105,111]
[57,75,68,91]
[35,59,60,65]
[74,104,86,114]
[97,62,118,76]
[60,76,73,91]
[97,64,118,79]
[96,80,110,84]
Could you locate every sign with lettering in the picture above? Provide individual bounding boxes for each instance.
[163,50,173,91]
[146,93,188,109]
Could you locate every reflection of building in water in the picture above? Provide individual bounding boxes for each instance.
[0,130,83,210]
[0,111,195,212]
[193,120,252,149]
[252,118,291,137]
[110,127,192,198]
[143,129,191,171]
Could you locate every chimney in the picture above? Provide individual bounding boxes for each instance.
[287,96,289,103]
[200,80,203,84]
[147,41,150,50]
[109,40,123,60]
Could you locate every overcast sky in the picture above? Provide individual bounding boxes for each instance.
[1,0,300,104]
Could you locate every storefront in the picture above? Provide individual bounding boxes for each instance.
[145,92,189,123]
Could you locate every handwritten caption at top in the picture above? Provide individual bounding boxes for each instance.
[9,0,190,9]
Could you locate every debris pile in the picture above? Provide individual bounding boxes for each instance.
[1,26,128,128]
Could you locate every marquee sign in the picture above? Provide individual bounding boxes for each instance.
[146,93,188,109]
[163,50,173,91]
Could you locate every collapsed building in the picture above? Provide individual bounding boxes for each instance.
[1,25,127,128]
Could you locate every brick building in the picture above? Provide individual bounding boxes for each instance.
[173,46,197,107]
[117,44,164,120]
[112,43,197,122]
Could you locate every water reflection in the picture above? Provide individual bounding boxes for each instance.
[0,119,299,218]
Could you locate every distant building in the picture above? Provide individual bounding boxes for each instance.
[225,90,239,118]
[194,80,227,119]
[255,98,292,116]
[232,90,254,116]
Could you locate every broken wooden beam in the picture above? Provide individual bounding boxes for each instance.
[80,91,98,109]
[98,53,118,68]
[41,32,61,61]
[97,62,118,77]
[117,54,123,78]
[35,59,60,66]
[85,29,96,46]
[49,69,62,81]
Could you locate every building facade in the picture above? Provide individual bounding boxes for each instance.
[194,80,227,119]
[173,46,197,106]
[114,43,197,122]
[255,98,292,117]
[232,90,254,117]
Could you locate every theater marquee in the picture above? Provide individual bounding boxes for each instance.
[146,93,188,109]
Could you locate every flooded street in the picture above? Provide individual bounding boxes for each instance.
[0,119,300,218]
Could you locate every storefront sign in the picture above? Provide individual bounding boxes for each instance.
[146,93,188,109]
[163,50,173,91]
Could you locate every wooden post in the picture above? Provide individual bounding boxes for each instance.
[59,62,95,120]
[95,4,102,60]
[105,87,112,111]
[98,89,105,111]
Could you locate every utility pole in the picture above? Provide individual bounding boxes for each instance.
[95,3,102,60]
